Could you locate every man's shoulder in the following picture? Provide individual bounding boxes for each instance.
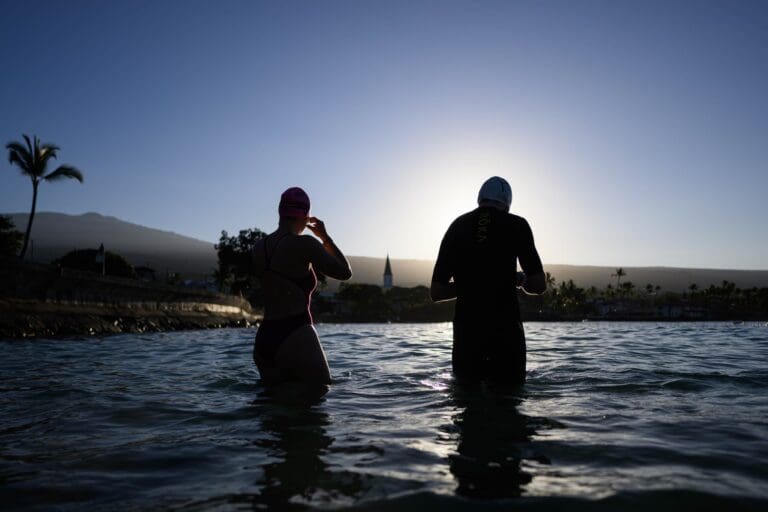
[451,208,481,225]
[448,209,530,231]
[503,212,530,229]
[508,212,528,222]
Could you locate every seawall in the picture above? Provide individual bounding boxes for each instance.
[0,258,260,338]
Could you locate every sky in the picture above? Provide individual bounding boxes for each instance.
[1,0,767,269]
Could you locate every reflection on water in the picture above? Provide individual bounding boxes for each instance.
[249,391,367,510]
[448,382,536,499]
[252,400,333,510]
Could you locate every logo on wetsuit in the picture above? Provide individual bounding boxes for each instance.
[476,210,491,243]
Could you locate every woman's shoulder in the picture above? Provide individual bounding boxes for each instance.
[294,234,323,251]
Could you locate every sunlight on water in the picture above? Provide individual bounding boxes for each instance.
[1,322,768,510]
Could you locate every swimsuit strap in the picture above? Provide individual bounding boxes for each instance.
[262,233,315,296]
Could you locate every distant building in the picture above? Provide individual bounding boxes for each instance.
[383,254,393,290]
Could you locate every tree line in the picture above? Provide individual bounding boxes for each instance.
[530,269,768,320]
[215,234,768,321]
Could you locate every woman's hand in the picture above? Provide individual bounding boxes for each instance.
[307,216,330,243]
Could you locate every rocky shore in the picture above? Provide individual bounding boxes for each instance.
[0,298,260,338]
[0,258,260,339]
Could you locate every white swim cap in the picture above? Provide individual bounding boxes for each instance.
[477,176,512,210]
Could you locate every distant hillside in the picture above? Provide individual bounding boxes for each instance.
[541,264,768,293]
[6,212,768,291]
[345,256,434,289]
[7,212,217,279]
[345,259,768,293]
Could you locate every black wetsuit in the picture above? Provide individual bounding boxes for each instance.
[432,206,543,384]
[253,233,317,364]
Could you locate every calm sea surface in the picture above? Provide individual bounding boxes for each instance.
[2,322,767,511]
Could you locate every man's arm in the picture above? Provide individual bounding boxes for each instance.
[518,219,546,295]
[517,271,546,295]
[430,222,457,302]
[430,280,457,302]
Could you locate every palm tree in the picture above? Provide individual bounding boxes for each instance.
[545,272,556,291]
[6,134,83,259]
[611,267,626,288]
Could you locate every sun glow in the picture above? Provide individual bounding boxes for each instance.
[385,144,548,260]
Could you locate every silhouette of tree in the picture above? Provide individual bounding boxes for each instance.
[611,267,626,288]
[545,272,556,290]
[336,283,388,321]
[53,248,135,278]
[215,227,266,299]
[6,134,83,259]
[0,215,23,257]
[620,281,635,298]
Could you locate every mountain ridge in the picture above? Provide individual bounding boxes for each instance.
[5,211,768,291]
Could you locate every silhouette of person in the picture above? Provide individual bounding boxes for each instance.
[430,176,545,385]
[252,187,352,393]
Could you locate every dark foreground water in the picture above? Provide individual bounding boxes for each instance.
[2,322,768,511]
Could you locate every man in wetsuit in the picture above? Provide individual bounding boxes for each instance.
[430,176,545,385]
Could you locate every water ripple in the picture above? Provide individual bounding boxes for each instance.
[1,322,767,510]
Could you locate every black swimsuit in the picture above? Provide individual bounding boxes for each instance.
[253,233,317,363]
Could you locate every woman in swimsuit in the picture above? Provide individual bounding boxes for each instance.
[252,187,352,390]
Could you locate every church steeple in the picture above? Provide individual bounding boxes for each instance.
[383,254,393,290]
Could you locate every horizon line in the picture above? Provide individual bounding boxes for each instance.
[5,210,768,273]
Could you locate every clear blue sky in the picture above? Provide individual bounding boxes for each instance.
[2,0,767,269]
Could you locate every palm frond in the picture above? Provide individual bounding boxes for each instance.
[6,141,34,171]
[44,165,84,183]
[22,134,33,155]
[8,152,32,177]
[5,141,27,155]
[38,143,59,163]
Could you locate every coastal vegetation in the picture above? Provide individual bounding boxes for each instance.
[215,228,266,300]
[0,215,23,256]
[314,283,455,322]
[6,135,84,259]
[53,248,136,279]
[315,277,768,323]
[531,275,768,321]
[210,226,767,322]
[0,257,257,338]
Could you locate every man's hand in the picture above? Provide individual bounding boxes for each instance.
[521,271,546,295]
[430,280,457,302]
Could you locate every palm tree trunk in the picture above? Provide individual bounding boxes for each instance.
[19,181,38,260]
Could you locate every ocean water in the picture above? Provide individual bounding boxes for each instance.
[1,322,767,511]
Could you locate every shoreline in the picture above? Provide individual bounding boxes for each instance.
[0,298,261,339]
[0,258,261,339]
[2,302,763,340]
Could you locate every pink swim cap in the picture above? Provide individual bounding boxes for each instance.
[278,187,310,218]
